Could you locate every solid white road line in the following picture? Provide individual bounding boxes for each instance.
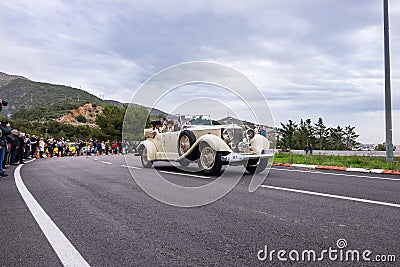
[100,161,112,165]
[14,163,90,267]
[262,185,400,208]
[271,167,400,182]
[120,164,142,169]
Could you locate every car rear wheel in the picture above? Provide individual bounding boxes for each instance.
[198,144,223,176]
[140,147,152,168]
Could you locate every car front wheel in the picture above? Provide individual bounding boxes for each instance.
[198,144,223,176]
[140,147,153,168]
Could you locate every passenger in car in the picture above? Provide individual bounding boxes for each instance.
[152,121,163,133]
[163,121,175,132]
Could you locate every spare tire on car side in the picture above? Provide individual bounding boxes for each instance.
[177,130,196,156]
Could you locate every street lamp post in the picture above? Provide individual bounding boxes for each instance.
[384,0,393,163]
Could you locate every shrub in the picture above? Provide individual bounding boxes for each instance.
[75,114,87,123]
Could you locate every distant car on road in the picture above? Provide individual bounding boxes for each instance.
[136,115,274,175]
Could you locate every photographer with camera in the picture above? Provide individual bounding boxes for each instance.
[0,112,12,177]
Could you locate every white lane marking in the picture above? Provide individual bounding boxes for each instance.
[100,161,112,165]
[24,159,36,164]
[346,167,370,173]
[14,163,90,267]
[121,165,142,169]
[262,185,400,208]
[158,170,211,179]
[271,167,400,182]
[291,163,316,169]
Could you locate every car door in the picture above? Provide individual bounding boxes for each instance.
[161,132,180,155]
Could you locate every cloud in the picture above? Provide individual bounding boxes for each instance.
[0,0,399,144]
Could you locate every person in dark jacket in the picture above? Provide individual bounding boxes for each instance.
[30,135,38,158]
[8,129,20,165]
[18,132,26,164]
[0,121,12,176]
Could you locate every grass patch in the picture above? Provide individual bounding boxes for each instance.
[274,152,400,171]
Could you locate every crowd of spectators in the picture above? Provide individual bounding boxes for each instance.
[0,120,129,177]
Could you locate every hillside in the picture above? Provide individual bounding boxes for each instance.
[58,103,103,127]
[0,72,107,119]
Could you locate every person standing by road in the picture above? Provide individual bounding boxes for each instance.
[56,137,64,157]
[30,135,38,158]
[0,121,11,177]
[112,140,118,155]
[105,140,110,155]
[8,129,20,164]
[38,137,45,158]
[17,132,26,164]
[304,145,309,154]
[47,137,55,157]
[308,144,313,155]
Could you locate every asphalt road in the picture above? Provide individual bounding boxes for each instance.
[1,155,399,266]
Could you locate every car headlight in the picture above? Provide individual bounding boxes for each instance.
[222,128,234,141]
[246,129,255,140]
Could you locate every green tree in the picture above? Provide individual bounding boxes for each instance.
[314,118,328,150]
[75,114,87,123]
[328,125,345,150]
[296,119,315,149]
[95,105,126,141]
[343,125,359,149]
[279,120,298,149]
[122,105,151,141]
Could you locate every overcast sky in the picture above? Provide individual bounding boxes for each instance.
[1,0,399,144]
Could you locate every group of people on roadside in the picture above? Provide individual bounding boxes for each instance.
[0,121,28,177]
[36,138,124,158]
[304,144,313,155]
[0,121,129,178]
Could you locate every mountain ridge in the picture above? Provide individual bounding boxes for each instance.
[0,71,170,121]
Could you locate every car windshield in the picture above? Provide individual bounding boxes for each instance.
[180,115,212,126]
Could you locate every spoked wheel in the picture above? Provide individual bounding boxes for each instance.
[198,144,223,176]
[244,157,268,174]
[177,130,196,156]
[140,147,152,168]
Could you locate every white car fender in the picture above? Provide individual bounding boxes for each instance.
[177,134,231,161]
[138,140,157,161]
[250,134,270,154]
[197,134,231,152]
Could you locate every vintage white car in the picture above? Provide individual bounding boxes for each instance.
[136,115,274,176]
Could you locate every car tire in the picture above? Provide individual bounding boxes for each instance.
[177,130,196,156]
[140,147,153,168]
[178,158,191,167]
[245,157,268,174]
[198,144,223,176]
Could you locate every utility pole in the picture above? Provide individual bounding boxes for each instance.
[384,0,393,163]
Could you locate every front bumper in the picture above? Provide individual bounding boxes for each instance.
[221,152,274,165]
